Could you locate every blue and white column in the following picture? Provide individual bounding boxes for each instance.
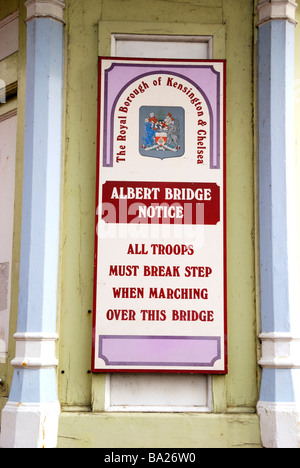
[0,0,65,448]
[257,0,300,448]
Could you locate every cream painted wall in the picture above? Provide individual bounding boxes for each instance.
[295,11,300,327]
[296,13,300,190]
[0,113,17,362]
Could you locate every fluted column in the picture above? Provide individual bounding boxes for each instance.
[0,0,65,448]
[256,0,300,448]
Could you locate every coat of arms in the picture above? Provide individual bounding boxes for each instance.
[139,106,185,160]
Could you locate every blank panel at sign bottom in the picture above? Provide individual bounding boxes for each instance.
[107,373,211,411]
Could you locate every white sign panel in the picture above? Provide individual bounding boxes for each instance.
[93,58,227,373]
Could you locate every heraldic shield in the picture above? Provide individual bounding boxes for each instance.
[139,106,185,160]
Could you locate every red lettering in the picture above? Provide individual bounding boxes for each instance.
[150,244,194,255]
[172,310,214,322]
[106,309,136,321]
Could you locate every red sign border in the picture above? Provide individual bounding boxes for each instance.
[92,57,227,375]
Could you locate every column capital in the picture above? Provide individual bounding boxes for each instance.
[11,332,59,369]
[25,0,65,24]
[257,0,298,26]
[258,333,300,369]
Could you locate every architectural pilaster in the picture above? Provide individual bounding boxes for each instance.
[256,0,300,448]
[0,0,65,448]
[257,0,298,25]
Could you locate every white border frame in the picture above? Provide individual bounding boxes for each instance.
[104,374,213,413]
[111,34,213,59]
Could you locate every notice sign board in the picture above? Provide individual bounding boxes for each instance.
[92,58,227,373]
